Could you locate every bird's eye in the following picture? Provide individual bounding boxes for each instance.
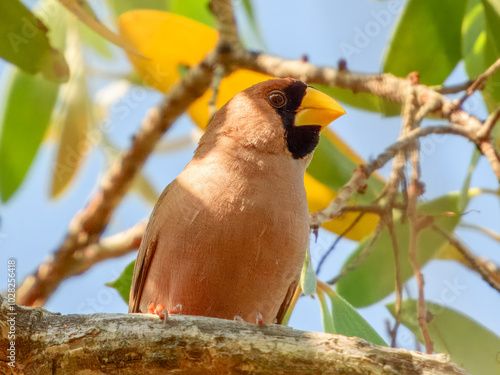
[266,90,287,108]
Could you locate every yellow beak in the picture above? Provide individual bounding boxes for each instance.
[295,87,346,129]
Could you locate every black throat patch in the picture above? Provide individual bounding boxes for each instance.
[273,81,321,159]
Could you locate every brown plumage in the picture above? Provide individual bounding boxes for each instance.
[129,78,345,324]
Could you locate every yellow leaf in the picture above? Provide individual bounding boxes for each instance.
[118,10,217,91]
[305,174,379,241]
[434,243,467,264]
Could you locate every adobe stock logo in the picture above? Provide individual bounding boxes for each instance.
[339,0,403,62]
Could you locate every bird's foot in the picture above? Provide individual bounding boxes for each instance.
[147,302,168,320]
[256,312,264,325]
[233,315,245,322]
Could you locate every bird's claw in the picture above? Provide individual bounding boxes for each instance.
[147,301,168,320]
[256,312,264,325]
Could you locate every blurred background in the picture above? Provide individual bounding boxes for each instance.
[1,0,499,367]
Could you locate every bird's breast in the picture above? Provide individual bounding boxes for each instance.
[142,157,310,323]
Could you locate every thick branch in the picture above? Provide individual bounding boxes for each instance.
[0,298,465,375]
[232,52,478,127]
[71,221,146,276]
[210,0,240,47]
[17,55,216,307]
[231,52,500,181]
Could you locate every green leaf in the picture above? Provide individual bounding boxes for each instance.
[337,191,479,307]
[106,260,135,303]
[0,0,69,82]
[387,300,500,375]
[483,34,500,111]
[316,287,335,334]
[316,84,401,116]
[307,131,385,205]
[318,283,387,346]
[481,0,500,112]
[105,0,169,16]
[300,249,317,296]
[0,68,59,201]
[481,0,500,52]
[462,0,500,147]
[383,0,467,84]
[462,0,486,80]
[170,0,215,28]
[462,0,500,108]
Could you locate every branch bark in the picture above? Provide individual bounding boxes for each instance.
[0,297,465,375]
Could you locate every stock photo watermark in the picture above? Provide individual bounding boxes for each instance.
[7,1,62,54]
[339,0,403,62]
[5,258,17,368]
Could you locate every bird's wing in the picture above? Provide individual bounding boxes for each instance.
[275,279,299,324]
[128,183,174,313]
[128,235,158,313]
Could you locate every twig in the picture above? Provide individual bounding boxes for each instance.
[326,220,385,285]
[459,221,500,242]
[402,87,434,354]
[210,0,240,49]
[480,141,500,182]
[433,225,500,294]
[436,80,473,94]
[477,106,500,140]
[315,212,366,275]
[310,124,477,228]
[208,64,226,119]
[386,216,402,348]
[460,57,500,105]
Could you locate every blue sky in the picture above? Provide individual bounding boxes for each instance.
[1,0,499,349]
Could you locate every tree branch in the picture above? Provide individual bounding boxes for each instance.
[17,56,216,307]
[71,221,146,276]
[433,225,500,294]
[16,0,245,309]
[0,297,465,375]
[460,57,500,104]
[310,125,477,228]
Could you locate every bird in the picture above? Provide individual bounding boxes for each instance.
[129,77,345,324]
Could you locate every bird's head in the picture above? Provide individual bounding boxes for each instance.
[197,78,345,162]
